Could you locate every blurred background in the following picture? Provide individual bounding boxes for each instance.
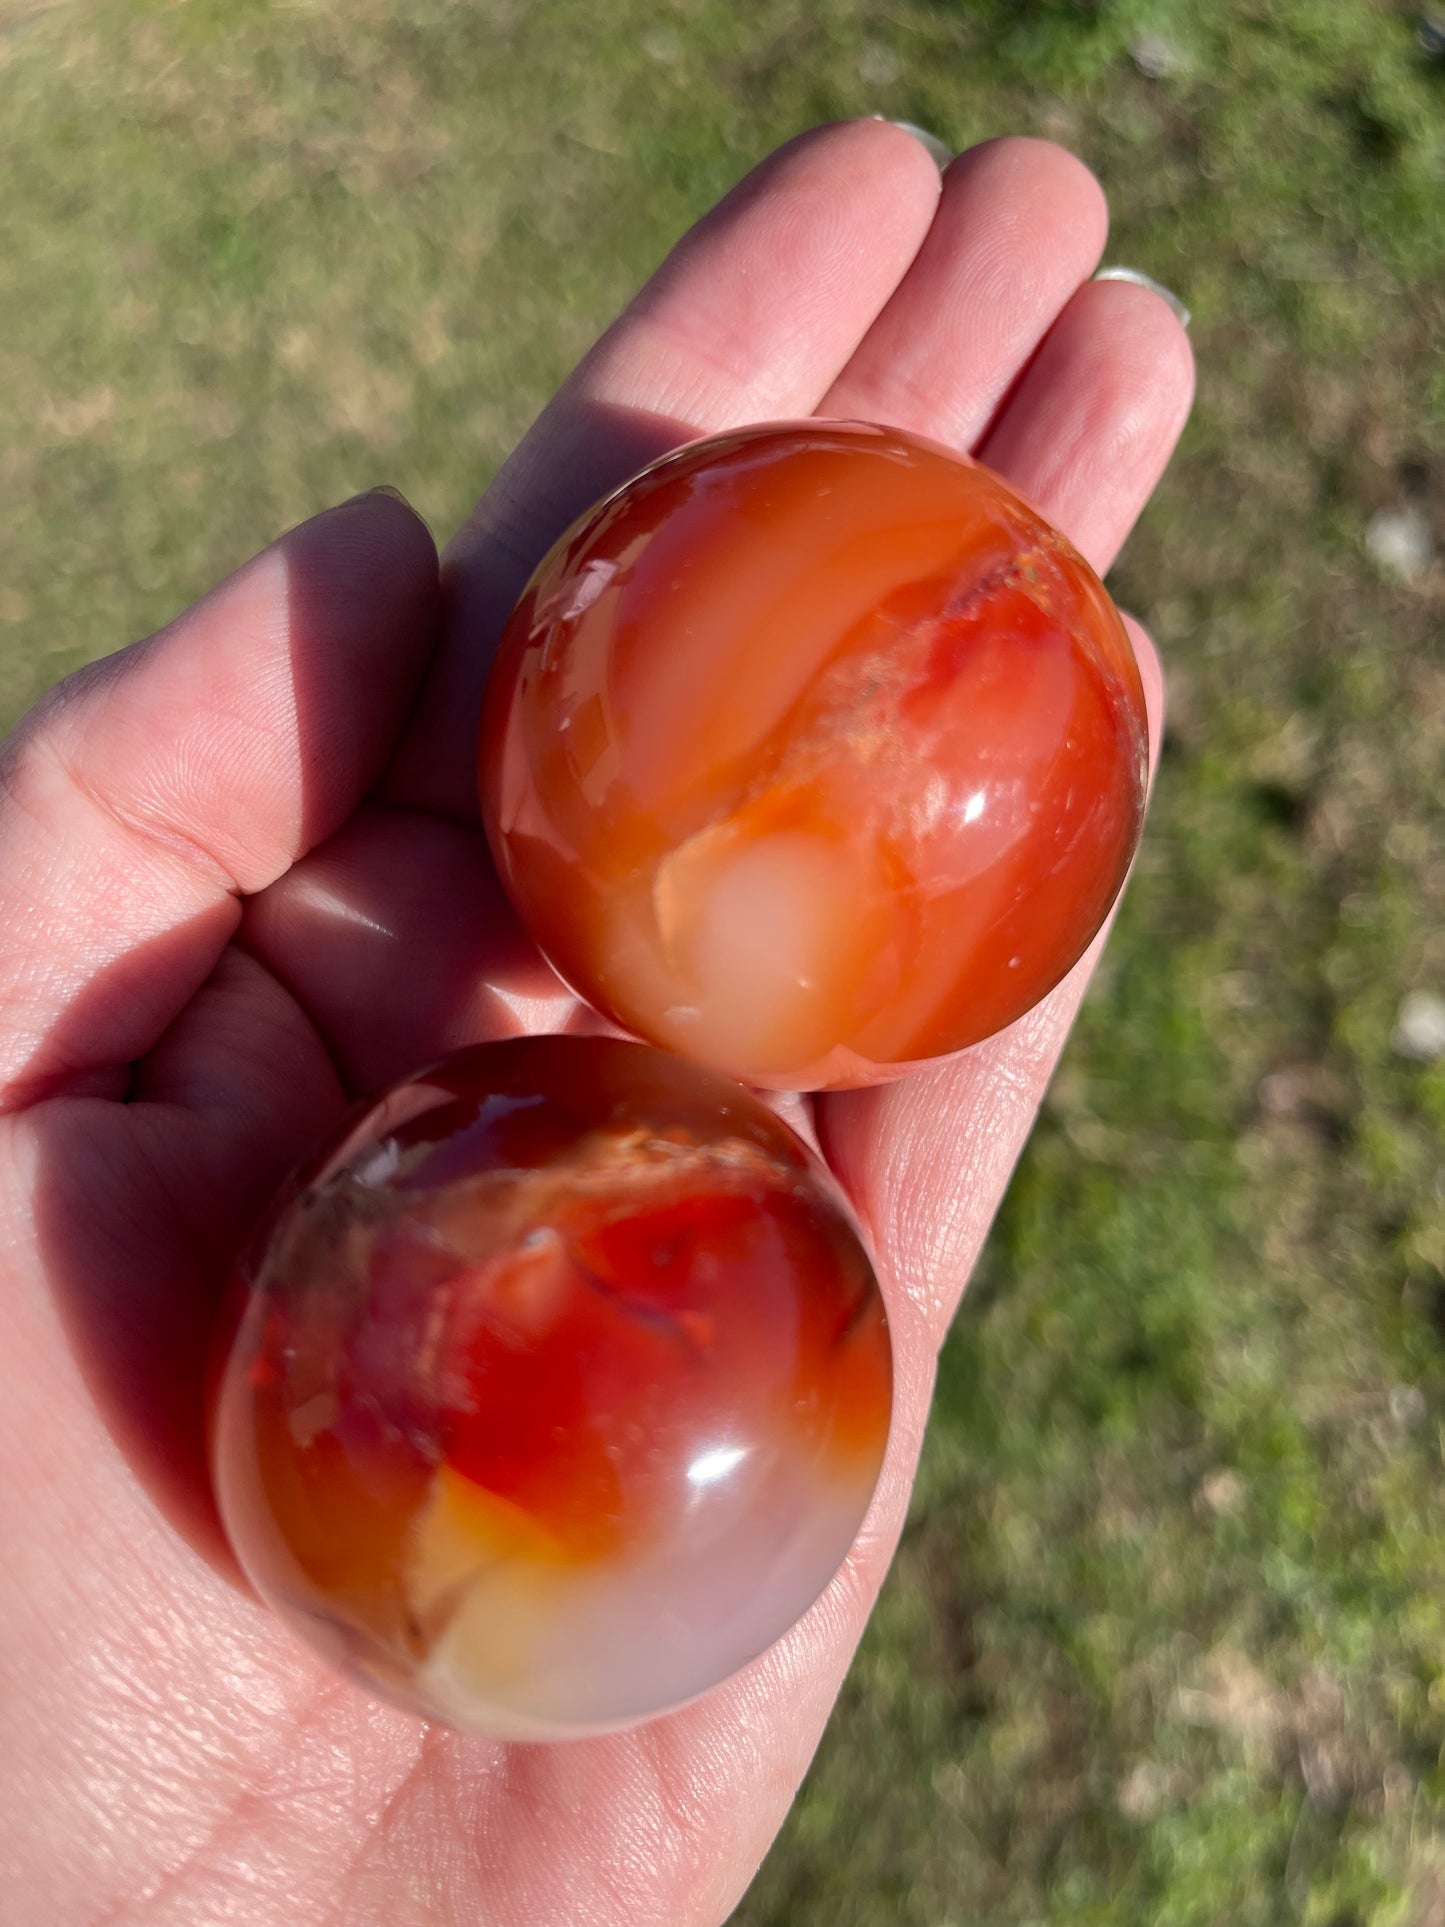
[3,0,1442,1919]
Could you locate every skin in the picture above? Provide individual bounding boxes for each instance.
[0,122,1193,1925]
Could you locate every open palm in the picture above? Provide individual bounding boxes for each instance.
[0,122,1192,1924]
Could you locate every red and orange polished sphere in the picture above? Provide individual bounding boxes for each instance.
[211,1038,890,1738]
[482,420,1147,1090]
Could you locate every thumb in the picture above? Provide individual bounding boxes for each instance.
[0,490,438,1111]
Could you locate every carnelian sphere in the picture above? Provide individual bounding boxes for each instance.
[211,1035,891,1738]
[482,420,1148,1090]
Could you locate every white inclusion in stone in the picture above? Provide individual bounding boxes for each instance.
[351,1139,403,1188]
[310,1080,455,1187]
[415,1450,873,1736]
[676,832,851,1063]
[686,1443,749,1488]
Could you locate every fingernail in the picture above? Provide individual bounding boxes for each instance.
[342,483,416,510]
[339,484,431,534]
[880,117,952,169]
[1092,266,1191,330]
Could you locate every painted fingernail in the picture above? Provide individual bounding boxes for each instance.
[882,118,952,169]
[1092,266,1191,330]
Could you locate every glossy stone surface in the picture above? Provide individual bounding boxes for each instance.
[482,420,1148,1090]
[211,1036,891,1738]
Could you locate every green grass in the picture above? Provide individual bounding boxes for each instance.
[4,0,1443,1919]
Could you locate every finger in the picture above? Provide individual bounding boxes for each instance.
[30,948,348,1562]
[134,945,344,1158]
[0,493,439,1111]
[382,119,943,820]
[818,137,1109,447]
[817,616,1165,1356]
[978,276,1195,573]
[238,810,814,1138]
[239,804,575,1096]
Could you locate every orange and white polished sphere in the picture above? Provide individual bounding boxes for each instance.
[211,1037,891,1738]
[482,421,1148,1090]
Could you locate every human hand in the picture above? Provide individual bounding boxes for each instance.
[0,121,1192,1924]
